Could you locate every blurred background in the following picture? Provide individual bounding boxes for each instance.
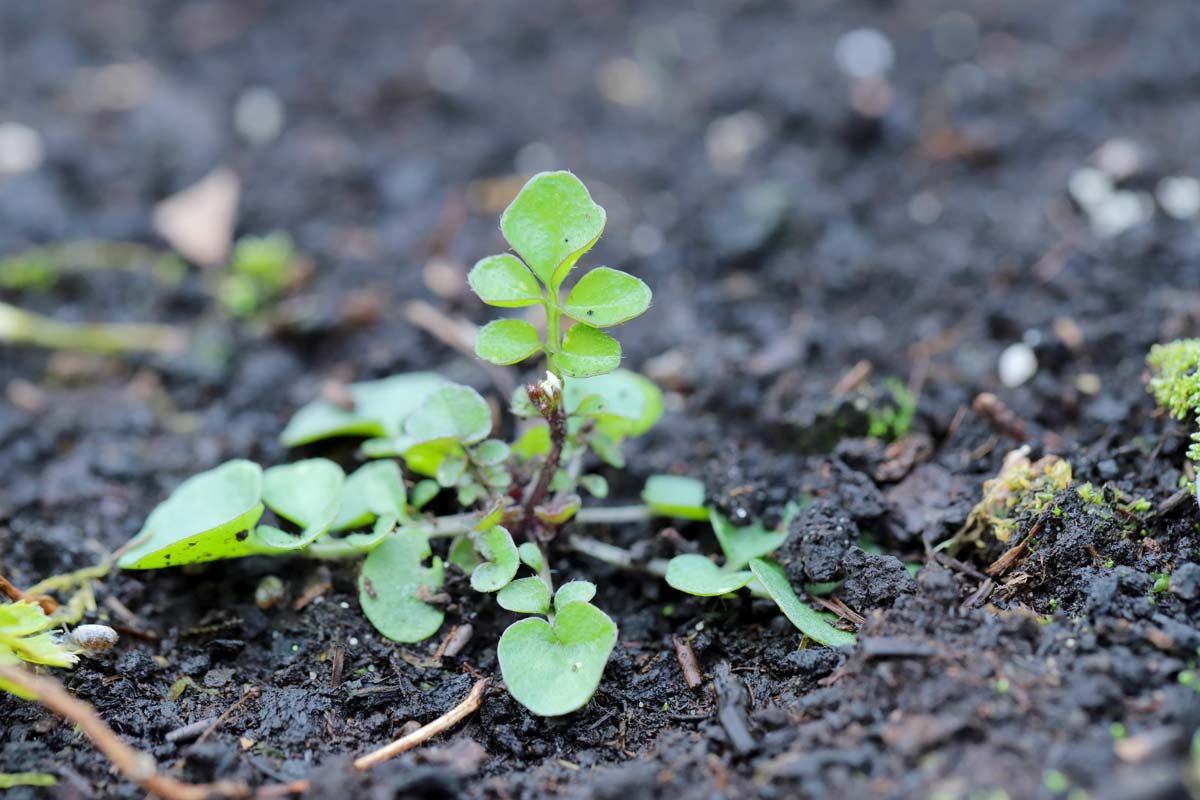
[2,0,1200,492]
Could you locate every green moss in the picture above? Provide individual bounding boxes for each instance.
[867,378,917,440]
[1148,338,1200,466]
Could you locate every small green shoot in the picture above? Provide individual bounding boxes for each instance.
[642,475,708,521]
[665,555,754,596]
[748,559,856,647]
[1148,338,1200,479]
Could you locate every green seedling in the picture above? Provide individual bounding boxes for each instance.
[218,232,298,318]
[120,172,658,716]
[1148,338,1200,483]
[0,600,110,699]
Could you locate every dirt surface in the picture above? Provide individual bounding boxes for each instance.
[5,1,1200,798]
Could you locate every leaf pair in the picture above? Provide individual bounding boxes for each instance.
[470,172,651,378]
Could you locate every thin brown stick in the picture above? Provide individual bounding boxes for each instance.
[673,637,703,689]
[0,665,262,799]
[353,678,488,771]
[0,575,57,614]
[196,686,261,744]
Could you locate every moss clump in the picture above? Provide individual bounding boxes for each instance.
[1148,338,1200,466]
[953,446,1074,546]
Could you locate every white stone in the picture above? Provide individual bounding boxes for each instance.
[1157,176,1200,220]
[835,28,895,79]
[1067,167,1112,209]
[153,166,240,267]
[998,343,1037,388]
[0,122,44,175]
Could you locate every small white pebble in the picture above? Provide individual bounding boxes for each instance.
[0,122,45,175]
[1094,138,1142,180]
[339,601,350,610]
[835,28,895,79]
[998,343,1038,388]
[1089,191,1152,238]
[1157,176,1200,220]
[233,86,285,144]
[695,621,705,632]
[309,671,317,682]
[1067,167,1112,209]
[348,637,359,646]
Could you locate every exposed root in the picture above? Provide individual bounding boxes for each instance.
[353,678,489,771]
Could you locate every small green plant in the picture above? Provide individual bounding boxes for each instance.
[217,232,297,318]
[1148,338,1200,480]
[0,601,96,699]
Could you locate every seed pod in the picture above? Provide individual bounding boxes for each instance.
[65,624,119,655]
[255,575,286,610]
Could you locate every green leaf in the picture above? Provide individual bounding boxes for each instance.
[748,558,856,647]
[280,372,446,446]
[449,534,481,571]
[563,267,651,327]
[435,451,468,488]
[411,480,440,510]
[405,384,493,446]
[534,494,581,526]
[304,515,397,558]
[500,171,606,288]
[470,526,520,592]
[476,319,543,366]
[512,425,551,458]
[711,510,788,570]
[468,253,543,307]
[665,554,753,596]
[558,324,620,378]
[642,476,708,521]
[333,462,407,531]
[262,459,345,528]
[117,460,266,569]
[518,542,544,572]
[472,439,511,466]
[0,601,53,637]
[554,581,597,611]
[564,370,663,439]
[401,439,460,478]
[0,773,58,789]
[359,533,445,643]
[498,602,617,716]
[497,577,551,615]
[579,474,609,498]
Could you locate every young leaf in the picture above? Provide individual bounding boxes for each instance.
[665,554,754,596]
[261,459,345,528]
[470,526,520,592]
[333,461,407,531]
[558,324,621,378]
[449,534,482,571]
[435,451,468,488]
[476,319,543,366]
[554,580,597,611]
[642,475,708,521]
[518,542,544,572]
[405,384,493,446]
[280,372,446,446]
[512,425,551,458]
[564,370,662,439]
[496,577,551,615]
[305,515,397,558]
[711,510,788,570]
[117,460,266,569]
[579,474,609,498]
[411,479,440,510]
[359,533,445,643]
[497,601,618,716]
[563,267,651,327]
[500,171,606,288]
[534,494,581,526]
[468,254,543,307]
[278,403,385,448]
[748,558,856,647]
[472,439,511,466]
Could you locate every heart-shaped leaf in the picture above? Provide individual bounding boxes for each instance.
[564,370,662,439]
[498,601,617,716]
[476,319,543,366]
[558,324,620,378]
[711,510,788,570]
[468,253,543,307]
[280,372,446,446]
[748,558,856,647]
[518,542,544,572]
[665,554,754,596]
[255,459,345,551]
[500,171,606,288]
[332,461,407,531]
[117,460,266,569]
[563,267,651,327]
[554,580,597,611]
[359,532,445,643]
[470,526,520,592]
[496,577,551,615]
[405,384,493,447]
[642,475,708,521]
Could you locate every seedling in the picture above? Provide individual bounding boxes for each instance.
[0,601,113,699]
[120,172,660,716]
[1148,338,1200,483]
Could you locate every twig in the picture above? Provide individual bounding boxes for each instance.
[0,665,273,799]
[0,301,186,355]
[353,678,488,771]
[165,717,218,744]
[0,574,56,614]
[196,687,261,744]
[673,637,703,689]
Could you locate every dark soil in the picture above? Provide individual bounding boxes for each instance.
[4,1,1200,798]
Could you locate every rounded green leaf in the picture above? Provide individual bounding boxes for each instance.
[279,403,384,448]
[498,601,618,716]
[518,542,544,573]
[476,319,543,366]
[558,324,621,378]
[279,372,446,446]
[497,577,552,615]
[472,439,511,466]
[470,526,520,592]
[748,558,855,647]
[405,384,493,446]
[579,474,609,498]
[117,460,266,569]
[563,267,651,327]
[512,425,551,458]
[642,475,708,521]
[333,461,407,531]
[665,554,754,596]
[359,533,445,643]
[554,580,597,611]
[468,254,543,307]
[262,459,345,528]
[500,171,606,288]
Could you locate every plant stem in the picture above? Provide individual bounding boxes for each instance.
[574,505,654,525]
[0,302,186,355]
[566,535,771,599]
[520,398,567,538]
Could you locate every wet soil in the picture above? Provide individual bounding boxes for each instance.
[5,1,1200,798]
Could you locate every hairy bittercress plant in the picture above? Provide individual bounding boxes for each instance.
[119,172,658,716]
